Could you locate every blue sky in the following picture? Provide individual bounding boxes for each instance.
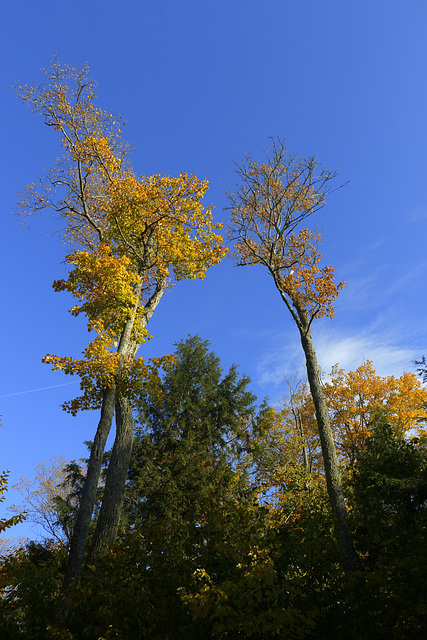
[1,0,426,540]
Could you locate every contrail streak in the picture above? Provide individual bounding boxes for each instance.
[0,381,79,399]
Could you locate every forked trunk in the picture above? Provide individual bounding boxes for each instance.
[54,279,166,629]
[88,280,166,556]
[53,383,117,628]
[89,395,134,556]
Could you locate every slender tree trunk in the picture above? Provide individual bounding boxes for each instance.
[89,395,134,556]
[53,279,167,629]
[53,383,117,628]
[299,326,360,573]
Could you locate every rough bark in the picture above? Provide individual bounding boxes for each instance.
[300,326,360,573]
[89,395,134,557]
[53,383,116,628]
[88,279,166,557]
[54,280,149,628]
[54,278,168,629]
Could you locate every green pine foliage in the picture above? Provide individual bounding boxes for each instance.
[348,413,427,638]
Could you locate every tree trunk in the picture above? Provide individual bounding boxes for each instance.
[54,286,145,628]
[53,279,167,629]
[299,326,360,573]
[87,278,167,557]
[89,395,134,556]
[53,383,117,628]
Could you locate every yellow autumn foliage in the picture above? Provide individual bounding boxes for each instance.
[17,61,227,413]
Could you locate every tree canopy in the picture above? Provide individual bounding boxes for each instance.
[2,338,427,638]
[5,80,427,637]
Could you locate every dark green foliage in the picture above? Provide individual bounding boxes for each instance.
[0,541,67,640]
[348,413,427,638]
[352,414,427,538]
[51,460,87,545]
[414,355,427,384]
[57,335,260,639]
[2,344,427,639]
[121,335,259,637]
[128,334,257,517]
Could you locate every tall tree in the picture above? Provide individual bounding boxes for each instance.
[227,138,359,572]
[128,334,257,546]
[77,335,259,639]
[15,60,227,625]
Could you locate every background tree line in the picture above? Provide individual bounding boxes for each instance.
[2,335,427,639]
[1,61,427,638]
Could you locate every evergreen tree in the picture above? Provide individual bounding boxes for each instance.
[349,413,427,638]
[128,334,257,523]
[89,335,261,638]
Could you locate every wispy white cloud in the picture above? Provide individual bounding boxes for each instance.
[314,330,418,377]
[407,206,427,223]
[334,252,427,334]
[250,233,426,400]
[382,260,427,298]
[256,338,304,389]
[337,271,385,308]
[255,323,423,398]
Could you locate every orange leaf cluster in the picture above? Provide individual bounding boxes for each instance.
[274,361,427,467]
[323,362,427,459]
[228,146,344,325]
